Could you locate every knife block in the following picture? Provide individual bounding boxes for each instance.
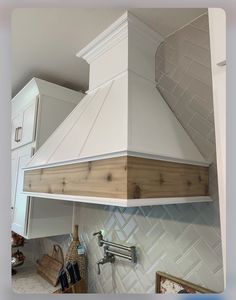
[53,278,87,293]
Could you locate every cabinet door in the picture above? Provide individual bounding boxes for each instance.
[21,98,38,146]
[11,97,38,150]
[11,145,32,236]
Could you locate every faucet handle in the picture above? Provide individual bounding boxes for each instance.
[93,231,102,236]
[93,230,103,247]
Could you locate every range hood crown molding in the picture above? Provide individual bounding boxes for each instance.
[76,11,162,64]
[23,11,211,207]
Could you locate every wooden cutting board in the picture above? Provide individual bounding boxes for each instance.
[37,245,64,286]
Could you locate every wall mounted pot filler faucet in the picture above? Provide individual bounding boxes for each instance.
[93,231,137,275]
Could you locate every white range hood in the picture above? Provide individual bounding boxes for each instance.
[23,12,211,207]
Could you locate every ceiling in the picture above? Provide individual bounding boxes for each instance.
[11,8,207,97]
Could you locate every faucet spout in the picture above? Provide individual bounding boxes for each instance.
[96,247,115,275]
[97,261,102,275]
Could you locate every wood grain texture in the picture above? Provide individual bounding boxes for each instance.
[127,156,209,199]
[24,156,128,199]
[24,156,209,200]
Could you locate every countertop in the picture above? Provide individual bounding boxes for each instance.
[12,261,59,294]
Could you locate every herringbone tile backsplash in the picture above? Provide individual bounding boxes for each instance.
[155,13,215,163]
[74,200,223,293]
[37,12,223,293]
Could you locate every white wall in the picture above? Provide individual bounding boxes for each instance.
[208,8,226,287]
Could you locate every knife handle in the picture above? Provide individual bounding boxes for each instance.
[64,271,69,289]
[66,262,76,284]
[72,261,81,282]
[59,276,64,291]
[60,269,69,290]
[59,270,66,291]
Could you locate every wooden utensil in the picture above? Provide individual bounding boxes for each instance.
[65,225,88,290]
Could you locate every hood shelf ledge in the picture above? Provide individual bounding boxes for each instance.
[22,192,212,207]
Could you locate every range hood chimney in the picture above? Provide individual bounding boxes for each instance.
[23,12,211,207]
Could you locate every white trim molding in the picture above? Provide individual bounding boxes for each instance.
[76,11,163,64]
[22,192,212,207]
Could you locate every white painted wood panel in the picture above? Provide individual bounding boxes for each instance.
[26,71,206,170]
[21,97,38,147]
[78,11,163,89]
[12,78,82,115]
[128,73,206,164]
[128,26,161,82]
[36,95,80,149]
[48,85,111,164]
[35,77,83,104]
[89,38,128,90]
[80,73,128,157]
[29,94,89,167]
[11,80,39,117]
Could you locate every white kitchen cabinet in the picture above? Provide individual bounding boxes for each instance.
[12,144,74,238]
[11,77,84,239]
